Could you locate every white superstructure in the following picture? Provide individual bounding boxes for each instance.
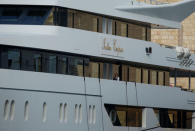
[0,0,195,131]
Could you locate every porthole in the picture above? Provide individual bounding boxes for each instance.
[10,100,15,120]
[75,104,79,123]
[24,101,29,121]
[4,100,9,120]
[79,104,82,123]
[64,103,67,123]
[88,105,92,124]
[59,103,63,122]
[42,102,47,122]
[92,105,96,124]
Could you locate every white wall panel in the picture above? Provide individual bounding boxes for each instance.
[100,79,127,105]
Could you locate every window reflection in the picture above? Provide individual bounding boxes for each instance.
[0,6,51,25]
[0,5,150,41]
[57,55,67,74]
[170,70,192,90]
[0,47,8,68]
[72,11,101,32]
[68,57,83,76]
[0,45,181,89]
[150,70,157,85]
[136,68,141,83]
[21,50,42,72]
[43,53,57,73]
[34,54,42,72]
[126,107,142,127]
[8,49,20,70]
[154,109,192,129]
[129,66,136,82]
[85,60,99,78]
[54,8,68,26]
[113,20,127,37]
[158,71,164,85]
[100,63,119,80]
[105,104,142,127]
[165,71,170,86]
[128,23,147,40]
[121,65,128,81]
[45,8,54,25]
[142,68,149,84]
[116,111,127,126]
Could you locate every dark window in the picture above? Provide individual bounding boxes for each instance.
[27,10,47,17]
[68,57,83,76]
[34,54,42,72]
[54,8,67,26]
[0,47,8,68]
[0,45,173,85]
[8,48,20,70]
[0,48,1,68]
[127,107,142,127]
[2,7,22,18]
[105,104,142,127]
[0,7,22,24]
[154,109,192,129]
[84,59,99,78]
[121,65,128,81]
[24,8,50,25]
[100,63,119,80]
[21,50,42,72]
[0,47,2,68]
[57,55,67,74]
[0,6,51,25]
[43,53,57,73]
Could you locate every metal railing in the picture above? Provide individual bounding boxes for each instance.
[159,44,195,54]
[136,0,169,5]
[169,83,195,93]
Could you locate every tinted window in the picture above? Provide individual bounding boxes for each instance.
[0,6,51,25]
[21,50,42,72]
[2,7,22,18]
[0,47,8,68]
[105,104,142,127]
[57,55,67,74]
[8,48,20,70]
[54,8,67,26]
[100,63,119,80]
[155,109,193,129]
[84,59,99,78]
[27,10,47,17]
[24,8,50,25]
[34,54,42,72]
[68,57,83,76]
[43,53,57,73]
[0,48,1,67]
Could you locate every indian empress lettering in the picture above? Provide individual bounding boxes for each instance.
[102,38,124,57]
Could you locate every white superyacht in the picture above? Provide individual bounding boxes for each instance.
[0,0,195,131]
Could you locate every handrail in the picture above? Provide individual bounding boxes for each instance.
[159,44,195,54]
[136,0,170,5]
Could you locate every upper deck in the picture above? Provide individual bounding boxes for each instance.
[0,0,194,28]
[0,24,195,71]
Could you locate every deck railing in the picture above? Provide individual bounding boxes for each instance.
[159,44,195,54]
[136,0,169,5]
